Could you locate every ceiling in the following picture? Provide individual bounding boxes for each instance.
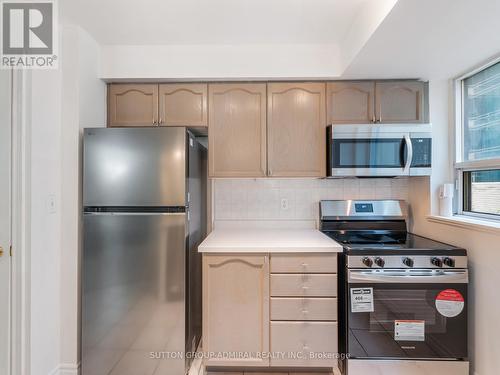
[343,0,500,80]
[61,0,369,45]
[62,0,500,80]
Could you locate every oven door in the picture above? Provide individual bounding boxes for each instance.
[347,269,468,360]
[329,133,412,177]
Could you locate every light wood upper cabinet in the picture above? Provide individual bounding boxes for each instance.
[375,81,426,123]
[158,83,207,127]
[203,254,269,367]
[208,83,267,177]
[267,82,326,177]
[108,84,158,127]
[327,81,375,124]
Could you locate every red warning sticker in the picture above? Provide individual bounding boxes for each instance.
[435,289,464,317]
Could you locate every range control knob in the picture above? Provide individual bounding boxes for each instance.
[374,257,385,268]
[443,257,455,267]
[431,257,443,267]
[403,257,414,268]
[362,257,373,268]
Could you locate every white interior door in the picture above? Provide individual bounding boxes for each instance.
[0,69,12,375]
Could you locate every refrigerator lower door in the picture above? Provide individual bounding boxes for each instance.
[348,359,469,375]
[82,212,187,375]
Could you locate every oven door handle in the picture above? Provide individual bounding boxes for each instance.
[348,269,468,284]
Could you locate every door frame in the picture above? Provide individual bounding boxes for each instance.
[10,69,32,375]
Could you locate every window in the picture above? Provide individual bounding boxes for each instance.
[456,59,500,219]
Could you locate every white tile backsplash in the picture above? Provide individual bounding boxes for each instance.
[213,178,409,221]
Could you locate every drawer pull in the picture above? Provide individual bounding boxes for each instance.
[301,263,308,268]
[302,286,309,290]
[302,343,309,351]
[302,309,309,314]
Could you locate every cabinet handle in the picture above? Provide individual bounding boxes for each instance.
[159,117,163,125]
[268,169,273,176]
[302,309,309,314]
[372,114,376,123]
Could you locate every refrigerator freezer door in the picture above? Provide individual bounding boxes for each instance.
[82,212,187,375]
[83,127,186,207]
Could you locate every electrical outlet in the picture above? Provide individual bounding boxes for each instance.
[281,198,288,210]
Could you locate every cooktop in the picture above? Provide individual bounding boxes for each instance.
[323,231,467,256]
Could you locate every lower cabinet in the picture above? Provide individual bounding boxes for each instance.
[202,253,338,370]
[203,254,270,367]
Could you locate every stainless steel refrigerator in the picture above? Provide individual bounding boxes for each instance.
[82,127,206,375]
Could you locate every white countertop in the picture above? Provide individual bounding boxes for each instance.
[198,228,343,253]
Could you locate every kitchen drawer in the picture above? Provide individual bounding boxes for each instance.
[271,253,337,273]
[271,297,337,321]
[270,321,338,367]
[270,274,337,297]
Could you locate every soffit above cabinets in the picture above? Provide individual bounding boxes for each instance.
[62,0,369,45]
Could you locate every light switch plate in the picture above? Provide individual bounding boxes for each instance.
[47,194,56,214]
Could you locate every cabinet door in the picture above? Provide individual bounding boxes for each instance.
[375,81,426,123]
[203,254,269,367]
[158,83,207,126]
[208,83,267,177]
[327,81,375,124]
[267,82,326,177]
[108,84,158,127]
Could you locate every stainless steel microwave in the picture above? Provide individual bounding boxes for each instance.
[327,124,432,177]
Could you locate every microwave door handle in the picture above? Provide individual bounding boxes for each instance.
[348,270,468,284]
[403,135,413,175]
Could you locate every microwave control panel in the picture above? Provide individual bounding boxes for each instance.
[410,138,432,167]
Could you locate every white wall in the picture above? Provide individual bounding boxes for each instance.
[60,26,80,373]
[423,79,455,215]
[30,68,62,375]
[100,44,342,81]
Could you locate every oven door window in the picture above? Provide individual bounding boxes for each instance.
[332,138,407,168]
[348,283,467,359]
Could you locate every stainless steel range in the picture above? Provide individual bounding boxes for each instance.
[320,200,469,375]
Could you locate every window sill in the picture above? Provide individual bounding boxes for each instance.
[427,215,500,235]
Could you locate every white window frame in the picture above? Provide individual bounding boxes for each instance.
[454,55,500,221]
